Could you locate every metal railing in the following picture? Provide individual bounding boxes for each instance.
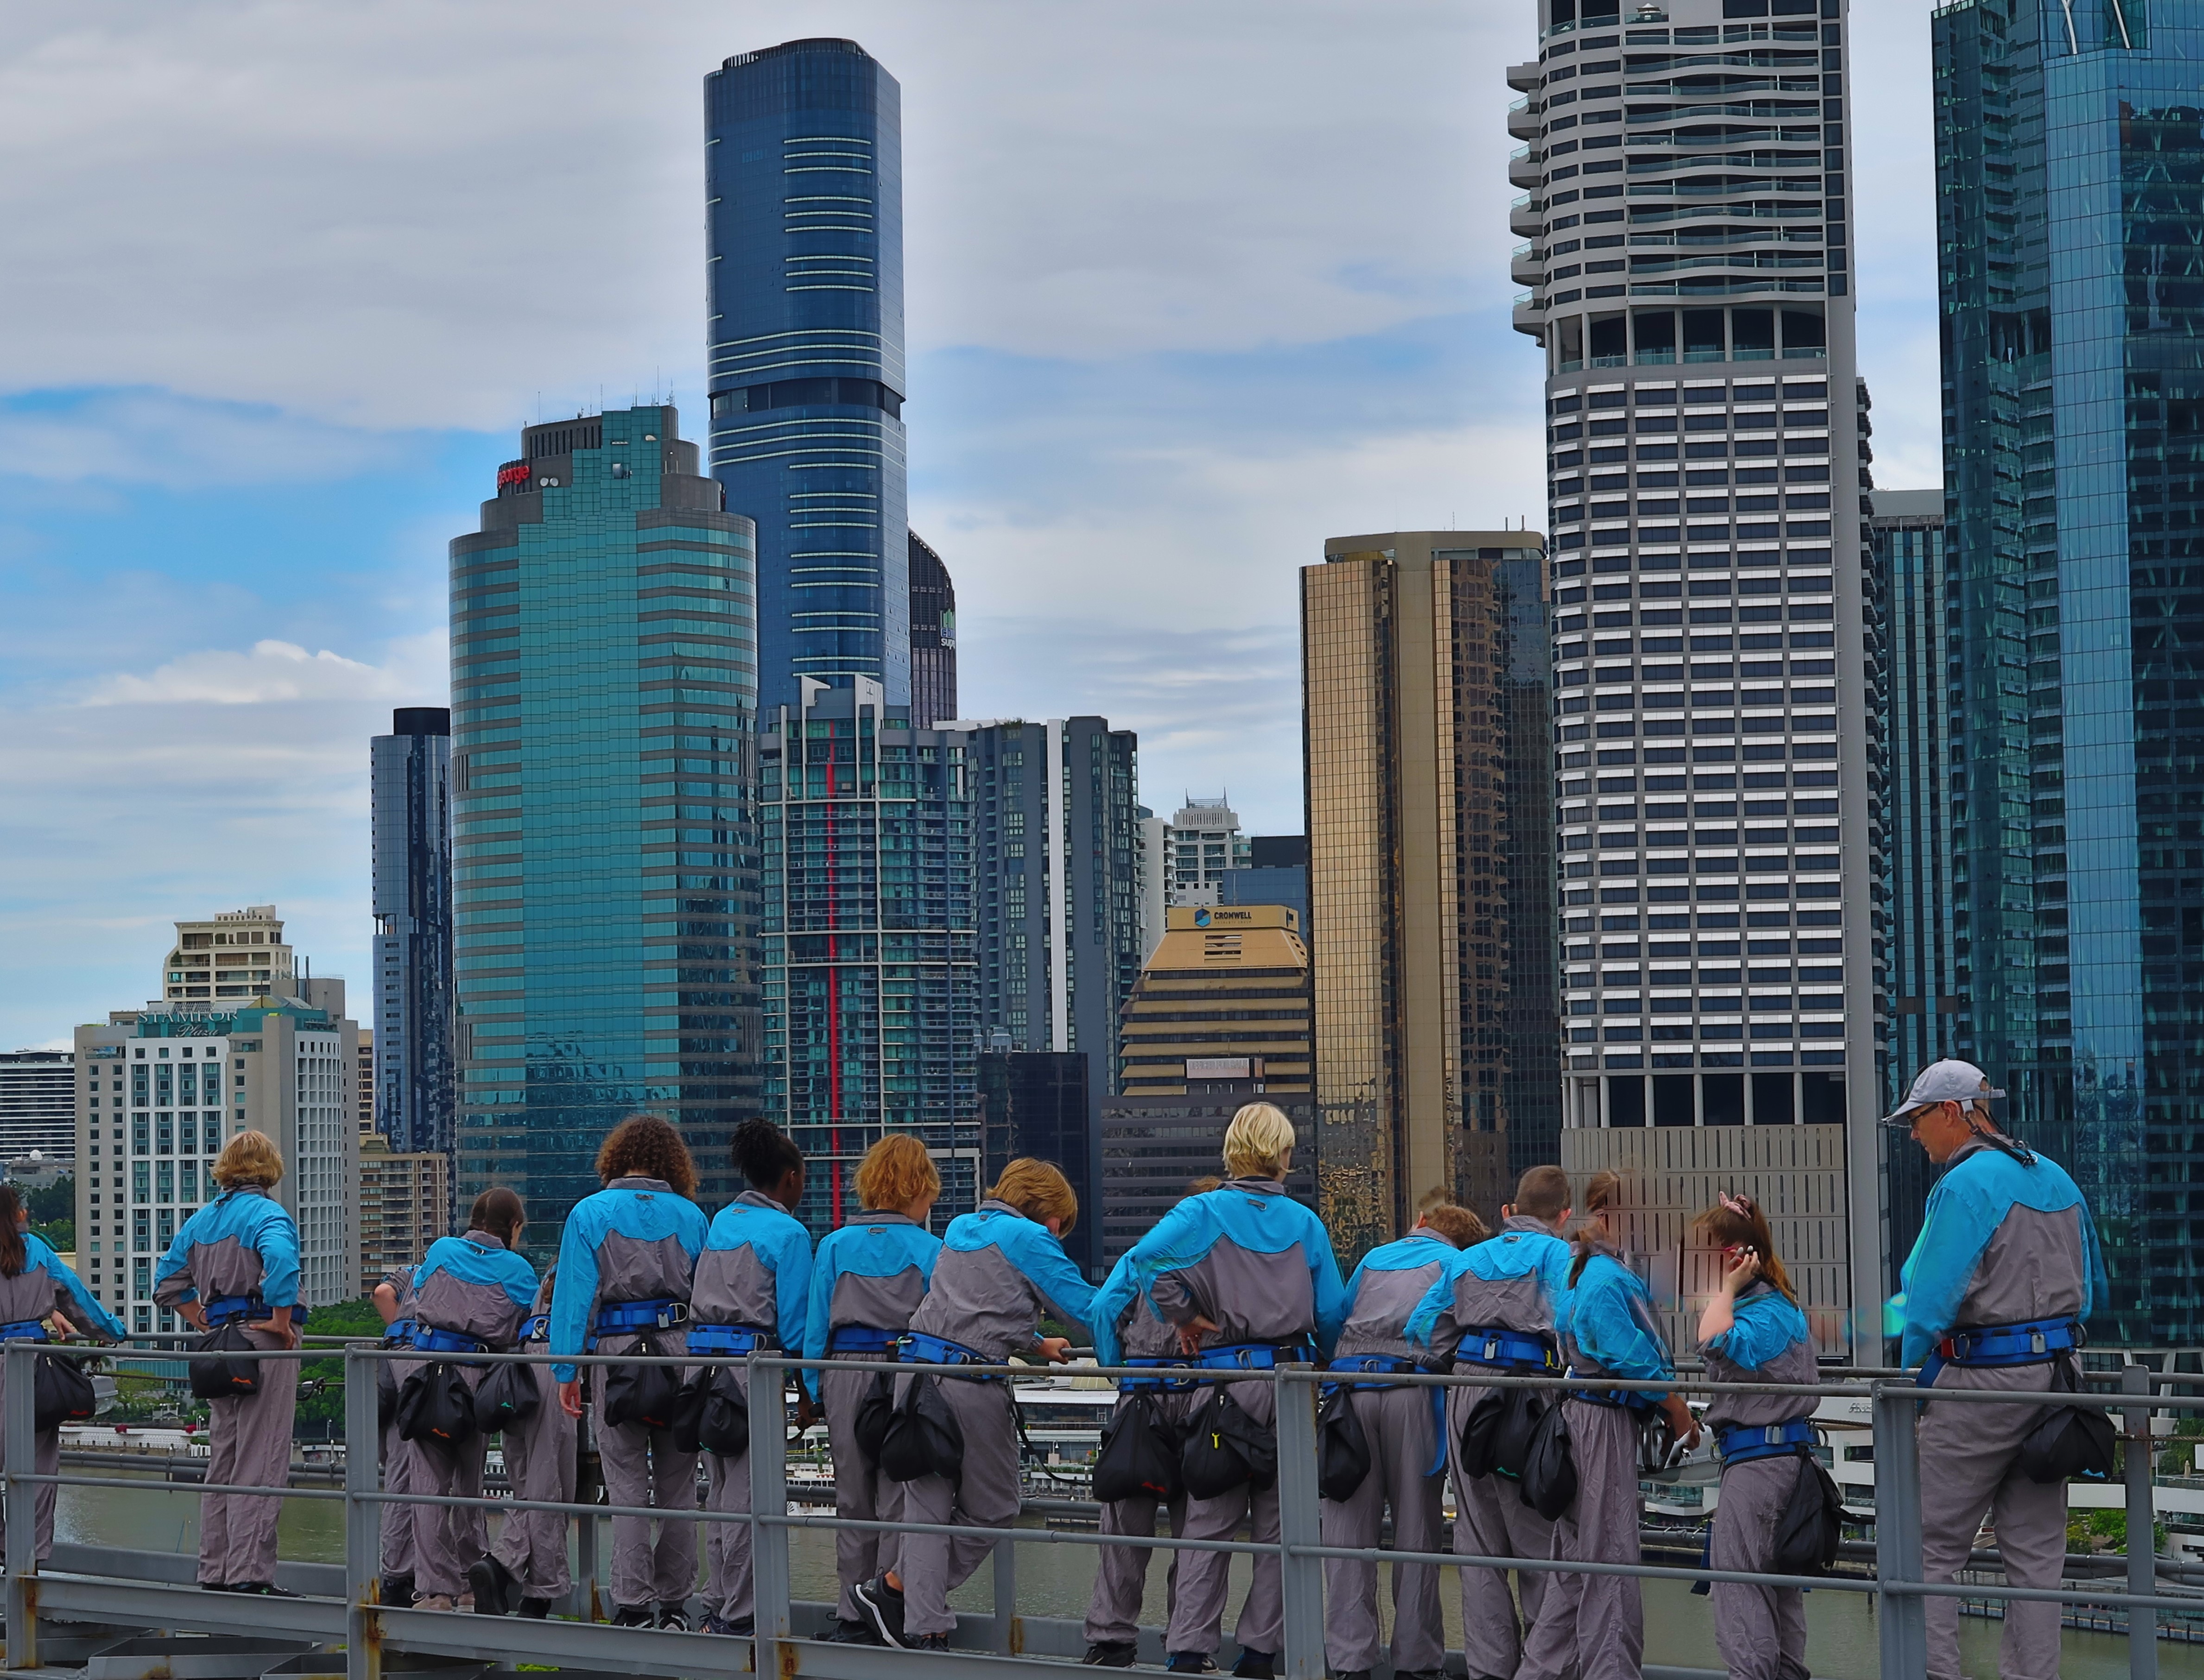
[0,1340,2195,1680]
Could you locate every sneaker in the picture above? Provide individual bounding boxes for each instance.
[851,1574,908,1649]
[912,1633,951,1651]
[1230,1651,1275,1680]
[466,1555,515,1617]
[380,1573,416,1607]
[654,1603,691,1631]
[1165,1657,1213,1675]
[416,1595,456,1612]
[611,1604,655,1628]
[217,1582,300,1598]
[829,1616,879,1644]
[516,1597,553,1620]
[1083,1641,1138,1667]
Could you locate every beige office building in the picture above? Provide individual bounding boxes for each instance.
[1118,905,1311,1097]
[1302,531,1559,1261]
[358,1129,451,1293]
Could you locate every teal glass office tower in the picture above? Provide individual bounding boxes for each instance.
[706,38,908,713]
[448,406,760,1257]
[1935,0,2204,1341]
[759,678,978,1231]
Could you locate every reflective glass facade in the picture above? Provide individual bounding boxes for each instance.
[908,531,956,728]
[1935,0,2204,1341]
[759,679,978,1232]
[370,707,454,1161]
[448,406,760,1260]
[706,38,909,713]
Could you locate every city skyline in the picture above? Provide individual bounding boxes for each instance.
[0,2,1943,1053]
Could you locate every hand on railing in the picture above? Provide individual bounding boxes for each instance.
[1659,1393,1702,1451]
[1034,1337,1073,1365]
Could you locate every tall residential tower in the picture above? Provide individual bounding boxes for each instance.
[370,706,455,1160]
[1507,0,1886,1355]
[908,532,957,728]
[706,38,908,713]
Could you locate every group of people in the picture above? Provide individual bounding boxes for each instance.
[0,1048,2096,1680]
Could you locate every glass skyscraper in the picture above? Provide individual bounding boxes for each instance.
[908,531,957,729]
[706,38,908,713]
[1509,0,1887,1355]
[369,706,454,1161]
[1934,0,2204,1342]
[447,406,760,1257]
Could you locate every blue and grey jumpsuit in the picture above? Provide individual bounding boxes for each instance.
[152,1184,302,1589]
[1321,1226,1458,1679]
[548,1174,708,1614]
[488,1271,573,1605]
[1700,1283,1817,1680]
[376,1264,422,1586]
[392,1231,536,1603]
[1406,1213,1574,1680]
[1093,1175,1346,1664]
[1082,1267,1194,1649]
[690,1188,811,1629]
[1900,1136,2102,1680]
[0,1233,123,1561]
[802,1209,940,1624]
[1517,1237,1674,1680]
[895,1199,1095,1640]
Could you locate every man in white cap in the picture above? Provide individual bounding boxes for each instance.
[1886,1058,2105,1680]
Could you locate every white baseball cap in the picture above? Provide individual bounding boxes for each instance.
[1881,1058,2005,1125]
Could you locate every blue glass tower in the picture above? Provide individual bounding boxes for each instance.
[706,38,908,714]
[1935,0,2204,1342]
[447,405,760,1257]
[370,706,455,1162]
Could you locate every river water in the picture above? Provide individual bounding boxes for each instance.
[46,1469,2196,1677]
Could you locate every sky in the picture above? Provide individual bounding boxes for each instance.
[0,0,1942,1051]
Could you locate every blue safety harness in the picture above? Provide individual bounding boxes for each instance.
[588,1297,687,1349]
[410,1325,492,1357]
[204,1294,279,1329]
[1570,1380,1660,1414]
[0,1320,48,1342]
[1716,1417,1818,1469]
[1916,1315,2081,1392]
[519,1314,550,1345]
[1119,1355,1197,1395]
[1193,1340,1315,1372]
[828,1325,901,1357]
[686,1322,774,1358]
[899,1330,1004,1380]
[1452,1326,1563,1373]
[381,1317,418,1349]
[1327,1353,1450,1477]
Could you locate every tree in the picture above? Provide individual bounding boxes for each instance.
[21,1177,73,1226]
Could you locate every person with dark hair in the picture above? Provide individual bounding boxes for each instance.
[1406,1162,1577,1679]
[687,1119,812,1637]
[802,1133,942,1642]
[477,1263,572,1619]
[548,1114,708,1628]
[0,1182,122,1563]
[1318,1202,1483,1680]
[853,1159,1095,1652]
[391,1189,537,1611]
[1517,1170,1698,1679]
[153,1129,302,1594]
[1694,1191,1817,1680]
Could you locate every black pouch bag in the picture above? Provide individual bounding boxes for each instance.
[189,1320,261,1401]
[377,1358,399,1432]
[1772,1450,1847,1576]
[33,1351,98,1430]
[692,1365,751,1458]
[2016,1359,2118,1484]
[1094,1391,1183,1504]
[600,1330,682,1431]
[397,1361,478,1446]
[1181,1387,1278,1501]
[1315,1384,1373,1503]
[854,1370,896,1462]
[1462,1384,1550,1482]
[473,1358,541,1435]
[879,1372,965,1484]
[1519,1396,1578,1521]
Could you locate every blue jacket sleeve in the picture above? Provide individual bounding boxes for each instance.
[800,1237,835,1403]
[1337,1260,1368,1336]
[1126,1200,1216,1323]
[1576,1265,1674,1393]
[1899,1175,1996,1368]
[2078,1198,2107,1327]
[31,1237,126,1340]
[1705,1291,1801,1371]
[253,1205,302,1310]
[1310,1227,1349,1359]
[549,1201,604,1383]
[1090,1256,1139,1369]
[152,1221,196,1305]
[774,1225,813,1356]
[1404,1260,1457,1351]
[1012,1223,1096,1334]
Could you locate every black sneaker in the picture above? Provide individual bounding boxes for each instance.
[851,1574,908,1649]
[912,1633,951,1651]
[1165,1657,1212,1675]
[516,1597,553,1620]
[1083,1641,1138,1667]
[829,1616,879,1644]
[654,1603,691,1631]
[1231,1651,1275,1680]
[466,1555,514,1617]
[380,1573,416,1607]
[218,1582,298,1598]
[611,1604,655,1628]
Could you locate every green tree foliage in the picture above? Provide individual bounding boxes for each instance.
[21,1177,73,1227]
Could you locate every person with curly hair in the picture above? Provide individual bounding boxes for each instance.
[547,1114,708,1628]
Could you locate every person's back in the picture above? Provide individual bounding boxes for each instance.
[807,1214,938,1368]
[1408,1214,1573,1360]
[908,1199,1094,1359]
[1903,1137,2093,1370]
[550,1177,705,1361]
[692,1189,811,1350]
[413,1231,535,1346]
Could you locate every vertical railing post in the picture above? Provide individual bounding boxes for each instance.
[993,1486,1019,1655]
[1273,1366,1325,1680]
[1874,1381,1926,1676]
[3,1341,38,1671]
[2124,1364,2159,1680]
[344,1347,383,1680]
[574,1408,600,1622]
[748,1353,792,1661]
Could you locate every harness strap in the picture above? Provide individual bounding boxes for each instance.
[410,1326,492,1357]
[1193,1340,1315,1372]
[588,1298,688,1349]
[687,1322,774,1357]
[0,1321,48,1343]
[827,1326,900,1357]
[1716,1417,1818,1469]
[203,1295,266,1328]
[1453,1326,1562,1372]
[1119,1355,1197,1394]
[1917,1315,2080,1392]
[899,1330,1002,1380]
[519,1314,550,1345]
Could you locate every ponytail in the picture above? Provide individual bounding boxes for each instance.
[1567,1170,1622,1290]
[1693,1191,1797,1303]
[0,1186,23,1280]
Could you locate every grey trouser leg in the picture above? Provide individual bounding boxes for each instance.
[1517,1400,1642,1680]
[1322,1385,1445,1676]
[410,1431,490,1598]
[1084,1389,1192,1647]
[823,1359,899,1621]
[1919,1363,2067,1680]
[1710,1455,1809,1680]
[701,1366,754,1623]
[380,1417,418,1579]
[1449,1384,1554,1680]
[1166,1380,1283,1660]
[899,1377,1020,1638]
[491,1359,575,1600]
[199,1331,298,1588]
[590,1332,699,1610]
[0,1364,58,1565]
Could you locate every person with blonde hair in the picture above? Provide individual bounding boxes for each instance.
[547,1114,708,1628]
[1089,1102,1346,1679]
[852,1158,1094,1651]
[802,1132,943,1642]
[153,1129,302,1594]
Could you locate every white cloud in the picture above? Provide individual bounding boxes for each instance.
[79,632,446,707]
[0,389,411,488]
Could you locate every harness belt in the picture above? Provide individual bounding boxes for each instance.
[899,1330,1001,1380]
[1453,1326,1561,1372]
[381,1317,418,1349]
[1917,1315,2081,1392]
[1193,1340,1316,1372]
[410,1326,492,1357]
[519,1314,550,1345]
[1119,1355,1197,1395]
[589,1298,688,1348]
[1716,1417,1818,1469]
[0,1320,48,1343]
[1570,1382,1660,1415]
[203,1295,267,1328]
[686,1322,774,1357]
[827,1326,901,1357]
